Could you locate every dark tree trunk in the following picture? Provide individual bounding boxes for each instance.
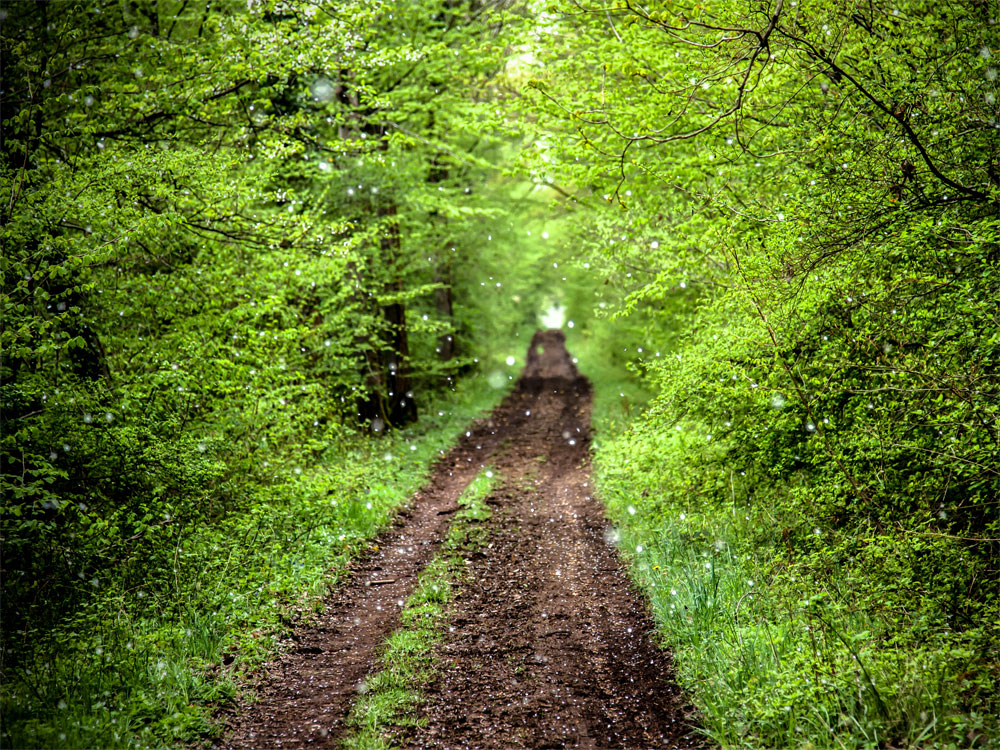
[356,203,417,430]
[433,260,456,362]
[382,286,418,425]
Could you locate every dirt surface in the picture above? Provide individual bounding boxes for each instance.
[218,330,702,749]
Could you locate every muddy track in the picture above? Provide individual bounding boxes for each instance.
[218,330,702,749]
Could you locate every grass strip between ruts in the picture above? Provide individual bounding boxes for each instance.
[340,469,497,750]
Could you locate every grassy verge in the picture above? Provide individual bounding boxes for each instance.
[0,382,506,750]
[581,350,999,748]
[340,469,496,750]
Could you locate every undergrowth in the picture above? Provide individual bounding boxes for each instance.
[0,385,505,750]
[579,324,1000,749]
[341,469,496,749]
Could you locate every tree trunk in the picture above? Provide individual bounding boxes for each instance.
[356,202,417,429]
[433,259,456,363]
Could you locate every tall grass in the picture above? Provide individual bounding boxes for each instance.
[591,415,997,749]
[1,382,507,750]
[573,314,997,749]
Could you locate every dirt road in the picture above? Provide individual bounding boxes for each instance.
[219,330,701,749]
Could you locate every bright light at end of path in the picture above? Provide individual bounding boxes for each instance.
[541,305,565,328]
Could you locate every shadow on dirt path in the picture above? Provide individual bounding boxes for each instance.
[218,330,702,749]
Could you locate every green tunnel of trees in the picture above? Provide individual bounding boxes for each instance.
[1,0,997,747]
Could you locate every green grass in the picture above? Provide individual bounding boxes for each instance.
[341,469,496,750]
[584,373,999,749]
[567,303,998,749]
[0,384,507,750]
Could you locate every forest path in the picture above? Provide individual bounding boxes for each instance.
[219,330,700,749]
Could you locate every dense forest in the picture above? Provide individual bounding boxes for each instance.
[1,0,997,748]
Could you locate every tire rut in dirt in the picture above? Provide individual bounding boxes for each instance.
[399,330,703,749]
[218,330,701,748]
[218,409,510,748]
